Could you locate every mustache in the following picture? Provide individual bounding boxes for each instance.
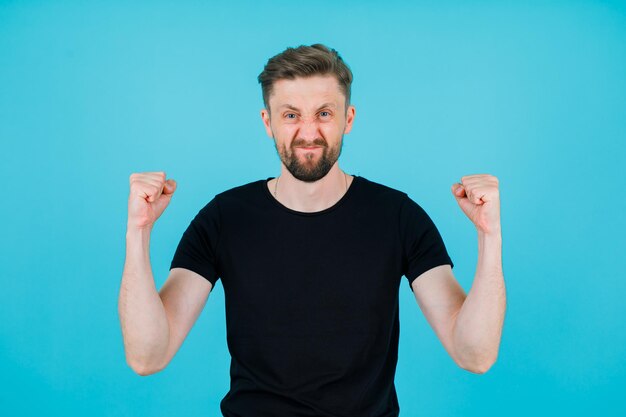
[291,138,327,148]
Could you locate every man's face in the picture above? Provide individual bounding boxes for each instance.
[261,75,356,182]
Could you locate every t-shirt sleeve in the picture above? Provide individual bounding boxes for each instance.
[400,194,454,292]
[169,196,221,287]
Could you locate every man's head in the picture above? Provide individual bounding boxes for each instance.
[258,44,356,182]
[258,44,353,112]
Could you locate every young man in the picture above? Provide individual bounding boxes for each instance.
[119,44,506,416]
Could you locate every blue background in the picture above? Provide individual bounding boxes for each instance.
[1,1,625,416]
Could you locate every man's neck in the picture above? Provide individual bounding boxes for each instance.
[269,164,353,213]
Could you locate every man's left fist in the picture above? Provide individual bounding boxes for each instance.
[451,174,501,235]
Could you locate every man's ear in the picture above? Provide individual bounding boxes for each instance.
[260,108,274,138]
[343,105,356,134]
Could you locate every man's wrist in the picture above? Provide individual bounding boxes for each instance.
[126,225,153,242]
[477,228,503,274]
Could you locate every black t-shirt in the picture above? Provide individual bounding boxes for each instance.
[170,175,454,417]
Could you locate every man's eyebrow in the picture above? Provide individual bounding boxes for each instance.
[279,104,300,111]
[278,103,337,111]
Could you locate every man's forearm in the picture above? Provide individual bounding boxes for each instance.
[118,227,170,375]
[453,230,506,373]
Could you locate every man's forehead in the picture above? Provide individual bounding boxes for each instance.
[278,102,337,111]
[269,75,344,109]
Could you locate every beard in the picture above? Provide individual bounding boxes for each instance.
[274,135,344,182]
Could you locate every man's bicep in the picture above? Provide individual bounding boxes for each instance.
[411,264,466,364]
[157,267,213,369]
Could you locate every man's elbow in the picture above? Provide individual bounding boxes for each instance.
[126,356,167,377]
[457,352,498,374]
[460,360,495,374]
[131,364,159,377]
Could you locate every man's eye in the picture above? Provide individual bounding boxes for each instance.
[320,111,330,117]
[286,113,297,119]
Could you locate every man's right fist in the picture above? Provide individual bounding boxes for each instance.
[127,171,177,230]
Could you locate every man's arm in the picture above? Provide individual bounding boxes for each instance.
[411,174,506,374]
[118,172,214,376]
[118,227,170,376]
[453,231,505,372]
[157,268,214,372]
[118,227,213,376]
[411,232,505,374]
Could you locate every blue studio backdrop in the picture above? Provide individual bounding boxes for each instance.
[1,1,625,416]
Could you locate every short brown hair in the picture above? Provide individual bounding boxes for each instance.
[258,44,353,112]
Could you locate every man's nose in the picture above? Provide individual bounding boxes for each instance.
[299,119,320,140]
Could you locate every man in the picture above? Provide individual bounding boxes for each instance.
[118,44,506,416]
